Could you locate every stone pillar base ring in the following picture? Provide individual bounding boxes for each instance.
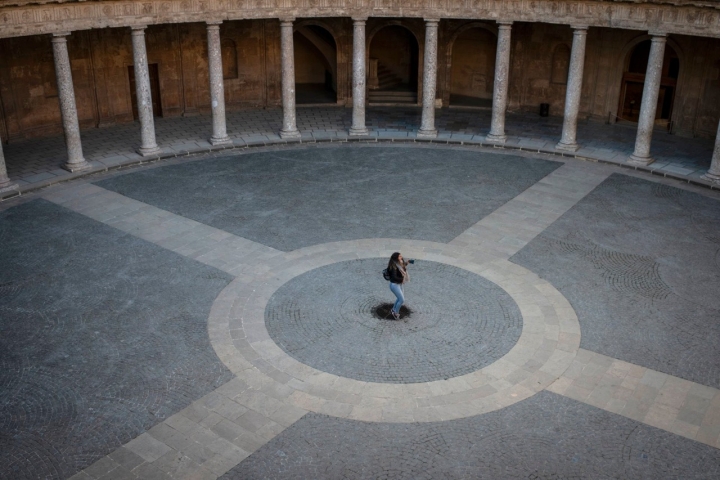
[701,171,720,183]
[349,127,369,136]
[137,146,162,157]
[416,129,438,139]
[627,154,655,167]
[279,129,301,140]
[485,134,507,144]
[62,160,92,172]
[0,181,19,194]
[555,141,580,152]
[210,136,233,146]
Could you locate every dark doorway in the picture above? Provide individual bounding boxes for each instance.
[618,41,679,127]
[294,26,337,104]
[128,64,163,120]
[368,26,419,105]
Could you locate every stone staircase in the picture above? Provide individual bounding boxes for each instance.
[368,61,418,105]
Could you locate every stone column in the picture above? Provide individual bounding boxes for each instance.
[628,33,667,166]
[702,120,720,183]
[417,19,440,138]
[279,18,300,139]
[486,21,513,144]
[0,142,18,194]
[52,32,90,172]
[131,26,161,156]
[206,21,231,146]
[349,17,368,136]
[556,26,588,152]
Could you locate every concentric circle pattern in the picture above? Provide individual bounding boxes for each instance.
[265,259,523,383]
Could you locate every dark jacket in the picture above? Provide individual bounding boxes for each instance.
[387,264,405,284]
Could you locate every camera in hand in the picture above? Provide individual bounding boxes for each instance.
[408,259,415,264]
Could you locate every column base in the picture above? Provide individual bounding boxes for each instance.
[137,145,162,157]
[210,136,233,146]
[416,129,438,139]
[701,171,720,183]
[555,141,579,152]
[279,129,301,139]
[0,181,19,194]
[627,154,655,167]
[485,133,507,144]
[62,160,92,173]
[348,127,369,136]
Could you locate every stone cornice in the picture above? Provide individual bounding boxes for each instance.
[0,0,719,39]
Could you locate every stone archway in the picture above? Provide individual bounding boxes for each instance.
[617,39,681,128]
[447,25,497,108]
[367,25,420,105]
[293,24,338,104]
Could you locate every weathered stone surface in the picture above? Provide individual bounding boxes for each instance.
[207,21,231,146]
[417,18,439,138]
[131,26,161,156]
[628,34,667,166]
[556,25,587,152]
[485,21,512,144]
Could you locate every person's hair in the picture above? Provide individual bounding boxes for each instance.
[387,252,401,271]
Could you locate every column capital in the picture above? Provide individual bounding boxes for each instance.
[131,25,147,34]
[497,20,514,27]
[649,31,668,38]
[424,18,440,24]
[570,25,589,31]
[279,17,295,25]
[351,16,368,23]
[52,32,71,40]
[206,20,223,27]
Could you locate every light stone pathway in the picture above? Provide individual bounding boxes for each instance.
[49,156,719,480]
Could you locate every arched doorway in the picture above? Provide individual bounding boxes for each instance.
[618,40,680,128]
[294,25,337,104]
[368,26,419,104]
[449,27,496,108]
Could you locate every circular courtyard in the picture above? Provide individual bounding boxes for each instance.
[1,143,720,479]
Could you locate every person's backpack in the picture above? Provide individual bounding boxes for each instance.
[382,268,391,281]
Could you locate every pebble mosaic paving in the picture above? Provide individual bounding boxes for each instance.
[511,173,720,390]
[0,199,234,479]
[1,144,719,479]
[94,146,561,251]
[223,391,720,480]
[265,259,523,383]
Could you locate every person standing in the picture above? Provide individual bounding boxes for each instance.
[386,252,411,320]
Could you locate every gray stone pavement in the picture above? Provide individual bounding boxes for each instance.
[1,106,717,200]
[2,144,720,479]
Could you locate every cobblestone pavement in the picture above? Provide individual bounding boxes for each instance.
[1,144,720,479]
[1,107,717,199]
[223,391,720,480]
[265,259,522,383]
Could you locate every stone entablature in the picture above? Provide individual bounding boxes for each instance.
[1,0,720,39]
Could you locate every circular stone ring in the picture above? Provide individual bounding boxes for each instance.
[208,239,581,423]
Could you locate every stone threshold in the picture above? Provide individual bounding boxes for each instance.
[2,134,718,202]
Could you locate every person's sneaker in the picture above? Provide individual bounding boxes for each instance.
[391,311,399,320]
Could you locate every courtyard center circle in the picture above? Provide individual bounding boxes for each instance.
[265,259,523,384]
[208,239,582,422]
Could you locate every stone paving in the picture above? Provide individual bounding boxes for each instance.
[1,143,720,479]
[1,107,718,200]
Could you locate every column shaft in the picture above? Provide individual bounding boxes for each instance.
[486,22,513,144]
[207,22,231,146]
[0,140,19,194]
[556,26,588,152]
[628,34,667,166]
[53,33,89,172]
[131,26,161,156]
[349,17,368,136]
[418,19,440,138]
[279,19,300,139]
[702,119,720,183]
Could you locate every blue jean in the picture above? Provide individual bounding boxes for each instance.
[389,282,404,314]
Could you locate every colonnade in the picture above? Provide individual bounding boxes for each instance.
[0,17,719,192]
